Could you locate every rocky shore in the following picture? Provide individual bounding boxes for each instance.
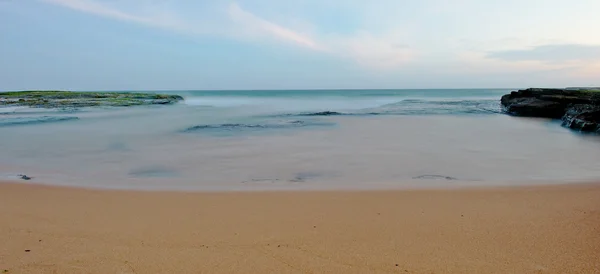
[0,91,184,108]
[501,88,600,133]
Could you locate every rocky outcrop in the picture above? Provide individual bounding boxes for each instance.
[562,105,600,132]
[0,91,184,108]
[303,111,344,116]
[501,88,600,133]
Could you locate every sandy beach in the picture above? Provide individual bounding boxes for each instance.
[0,182,599,274]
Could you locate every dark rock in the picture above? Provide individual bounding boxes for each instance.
[242,178,281,184]
[303,111,343,116]
[128,166,179,178]
[413,175,457,180]
[153,99,172,105]
[18,174,32,180]
[501,88,600,133]
[289,172,321,182]
[562,105,600,133]
[501,97,565,118]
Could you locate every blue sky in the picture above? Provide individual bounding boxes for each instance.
[1,0,600,90]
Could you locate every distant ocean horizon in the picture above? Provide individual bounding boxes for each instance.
[81,88,519,91]
[2,88,599,191]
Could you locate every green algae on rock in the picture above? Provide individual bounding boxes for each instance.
[0,91,184,108]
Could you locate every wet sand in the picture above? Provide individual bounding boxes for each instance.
[0,182,599,273]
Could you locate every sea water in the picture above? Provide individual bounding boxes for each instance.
[1,89,599,191]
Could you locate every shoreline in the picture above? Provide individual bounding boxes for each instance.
[2,177,600,193]
[1,181,599,273]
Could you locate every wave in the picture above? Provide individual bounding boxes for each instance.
[0,107,80,115]
[183,120,334,133]
[0,116,79,127]
[394,99,502,115]
[182,96,401,112]
[270,99,503,117]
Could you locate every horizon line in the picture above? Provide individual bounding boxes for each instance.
[2,87,528,92]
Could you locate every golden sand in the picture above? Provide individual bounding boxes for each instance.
[1,182,599,273]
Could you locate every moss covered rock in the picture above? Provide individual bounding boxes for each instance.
[0,91,184,108]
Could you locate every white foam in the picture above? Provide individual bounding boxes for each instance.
[0,106,27,114]
[184,96,400,112]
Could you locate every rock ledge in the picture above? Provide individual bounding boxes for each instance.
[501,88,600,133]
[0,91,184,108]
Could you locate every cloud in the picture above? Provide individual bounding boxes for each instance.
[39,0,415,69]
[487,44,600,62]
[40,0,194,32]
[455,51,574,74]
[41,0,144,22]
[226,3,321,50]
[225,2,415,68]
[325,32,415,69]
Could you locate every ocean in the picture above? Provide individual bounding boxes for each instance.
[1,89,599,191]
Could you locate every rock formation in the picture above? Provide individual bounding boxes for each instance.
[501,88,600,133]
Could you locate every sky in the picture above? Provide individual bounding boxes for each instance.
[1,0,600,90]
